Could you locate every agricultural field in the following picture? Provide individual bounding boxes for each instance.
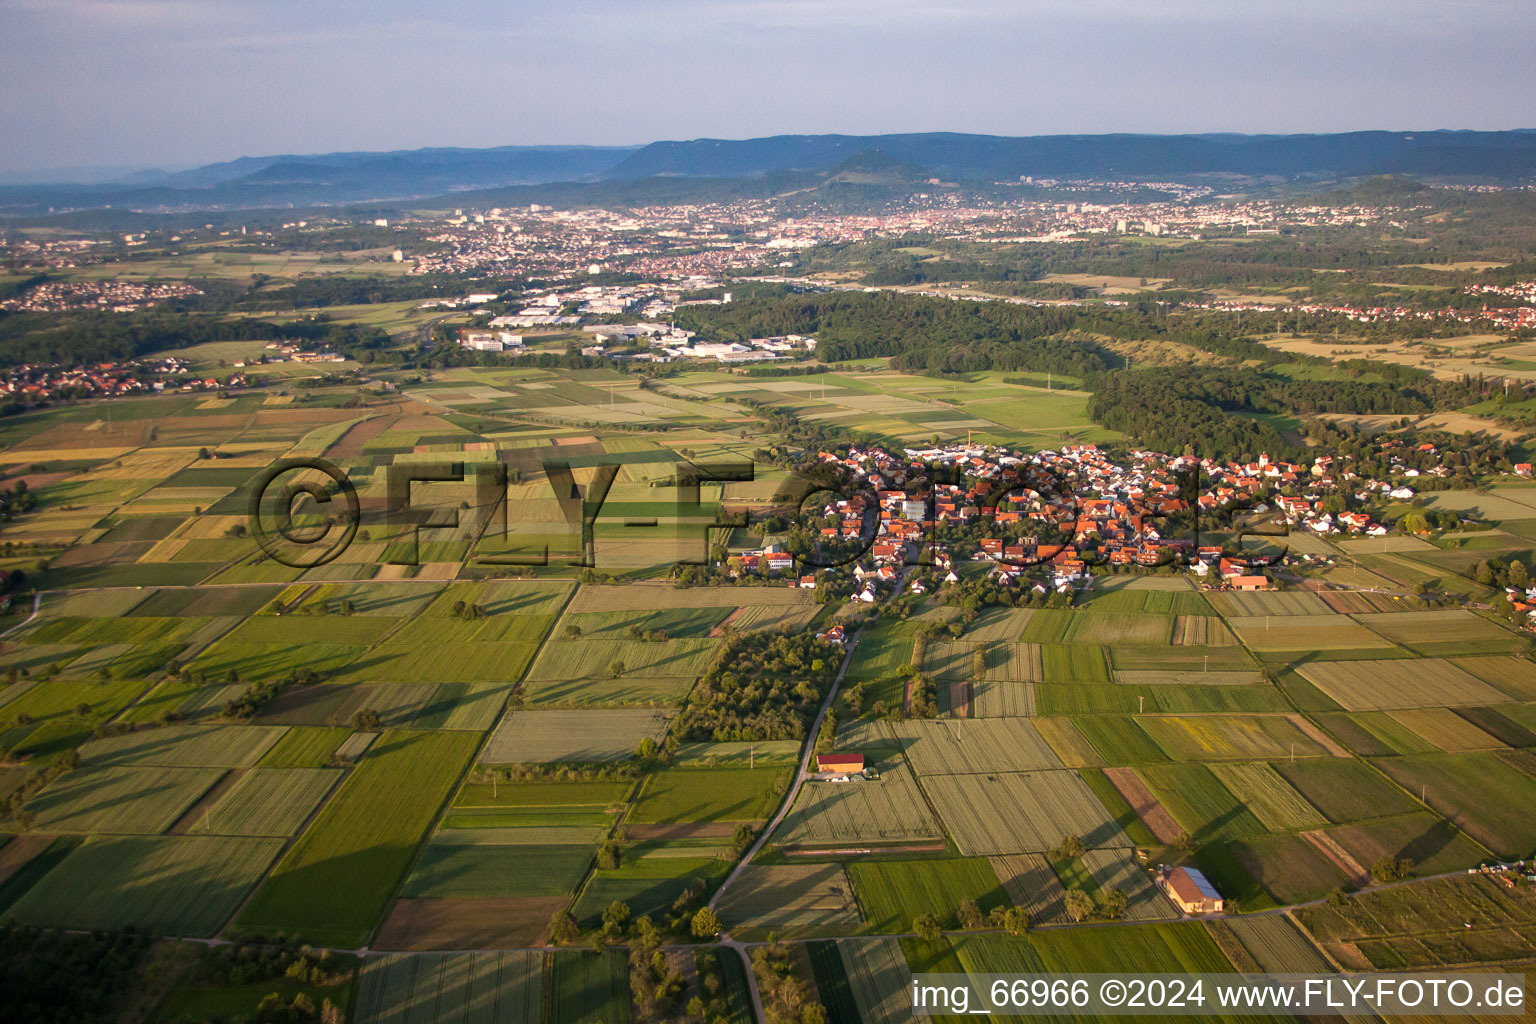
[1031,718,1103,768]
[1371,753,1536,859]
[1454,656,1536,700]
[235,731,479,946]
[1294,875,1536,971]
[716,863,862,935]
[78,723,288,768]
[1355,609,1527,655]
[1137,763,1268,843]
[1220,914,1332,973]
[1040,643,1110,683]
[1389,708,1507,751]
[989,852,1071,924]
[630,766,789,823]
[925,640,1041,682]
[775,760,943,847]
[1195,832,1351,909]
[1027,920,1234,973]
[573,846,729,929]
[1136,714,1332,761]
[4,835,284,936]
[548,951,633,1024]
[1271,757,1422,823]
[837,937,913,1024]
[401,831,594,899]
[1226,613,1390,652]
[25,765,224,833]
[479,708,671,763]
[847,857,1010,932]
[1022,609,1173,646]
[1207,590,1332,616]
[1078,849,1178,921]
[922,769,1130,856]
[886,718,1063,774]
[1070,716,1169,765]
[1207,762,1328,830]
[353,951,544,1024]
[1297,658,1511,711]
[186,767,342,837]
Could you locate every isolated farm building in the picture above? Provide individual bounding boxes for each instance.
[1159,866,1223,914]
[1230,575,1271,591]
[816,753,864,774]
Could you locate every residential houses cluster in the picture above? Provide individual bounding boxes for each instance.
[723,438,1475,596]
[1192,288,1536,333]
[0,356,245,402]
[0,279,202,313]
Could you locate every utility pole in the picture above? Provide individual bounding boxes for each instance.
[750,745,754,770]
[1138,695,1145,714]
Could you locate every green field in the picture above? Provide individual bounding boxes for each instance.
[1069,716,1167,765]
[4,835,284,936]
[629,766,789,822]
[1271,758,1419,823]
[847,857,1010,932]
[353,951,543,1024]
[548,951,633,1024]
[78,723,288,768]
[479,708,671,763]
[1138,763,1268,842]
[187,768,342,837]
[401,831,593,898]
[26,765,224,833]
[1371,753,1536,859]
[235,730,478,946]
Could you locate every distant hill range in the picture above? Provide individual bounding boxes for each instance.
[3,130,1535,216]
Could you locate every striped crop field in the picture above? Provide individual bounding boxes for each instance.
[353,951,543,1024]
[1227,614,1388,652]
[923,769,1130,855]
[1296,659,1510,711]
[1207,762,1328,831]
[775,760,943,847]
[187,768,342,837]
[889,718,1063,774]
[1023,610,1173,646]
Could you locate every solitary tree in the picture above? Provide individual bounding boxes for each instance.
[1064,890,1095,923]
[549,910,579,944]
[691,907,721,939]
[601,900,631,939]
[1053,833,1086,860]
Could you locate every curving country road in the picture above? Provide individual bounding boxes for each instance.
[708,567,912,1022]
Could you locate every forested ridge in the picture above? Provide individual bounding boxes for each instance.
[675,288,1512,462]
[0,310,390,366]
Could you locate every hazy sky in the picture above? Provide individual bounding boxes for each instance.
[3,0,1535,175]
